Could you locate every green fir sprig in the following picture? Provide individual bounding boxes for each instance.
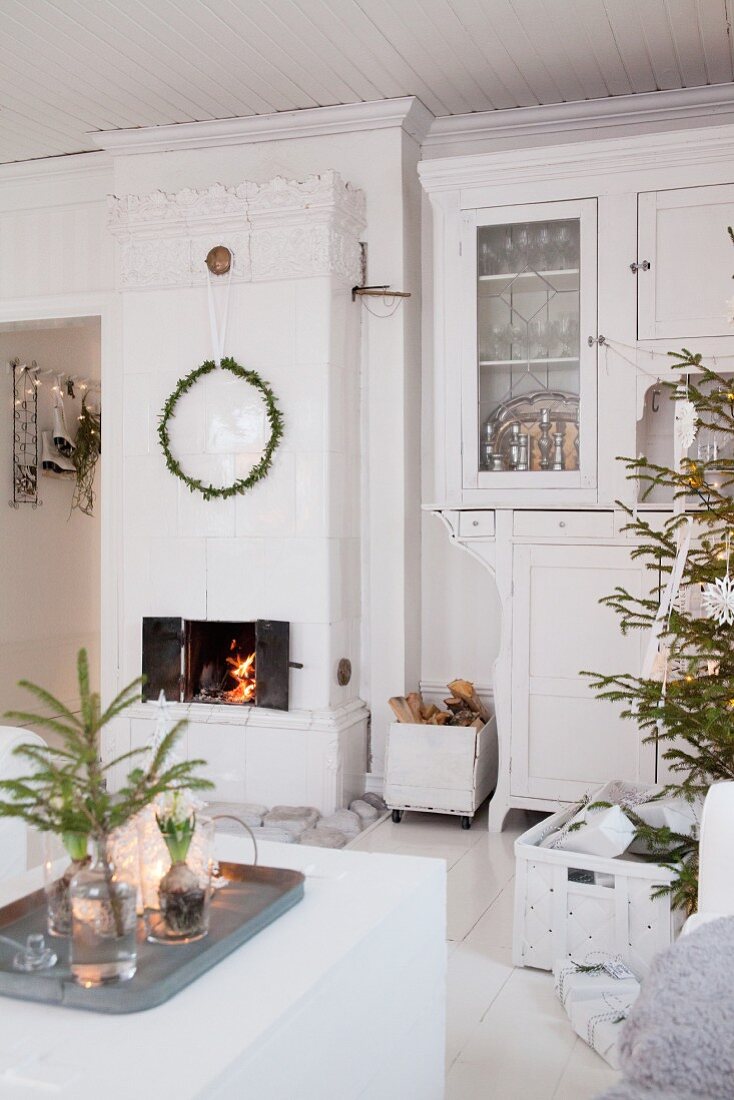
[158,357,284,501]
[0,649,213,841]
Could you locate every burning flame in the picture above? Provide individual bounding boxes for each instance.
[223,641,257,704]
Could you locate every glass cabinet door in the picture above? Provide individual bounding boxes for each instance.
[465,199,597,491]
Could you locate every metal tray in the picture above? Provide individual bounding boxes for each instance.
[0,862,304,1013]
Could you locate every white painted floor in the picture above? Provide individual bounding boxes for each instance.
[350,803,619,1100]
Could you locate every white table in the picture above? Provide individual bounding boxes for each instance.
[0,838,446,1099]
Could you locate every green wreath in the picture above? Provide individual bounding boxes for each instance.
[158,357,284,501]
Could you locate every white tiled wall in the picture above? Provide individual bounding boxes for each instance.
[120,273,361,715]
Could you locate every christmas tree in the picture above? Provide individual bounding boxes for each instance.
[586,346,734,914]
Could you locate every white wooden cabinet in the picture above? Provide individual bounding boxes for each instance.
[638,184,734,340]
[510,541,655,803]
[420,127,734,830]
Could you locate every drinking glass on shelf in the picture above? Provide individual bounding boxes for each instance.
[508,322,528,360]
[552,224,575,270]
[529,226,552,271]
[555,315,579,357]
[481,322,511,362]
[528,318,550,359]
[514,226,530,270]
[496,230,517,274]
[478,238,496,277]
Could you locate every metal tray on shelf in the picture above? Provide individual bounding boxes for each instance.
[483,389,579,471]
[0,862,304,1014]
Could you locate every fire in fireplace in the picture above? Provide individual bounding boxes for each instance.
[142,618,293,711]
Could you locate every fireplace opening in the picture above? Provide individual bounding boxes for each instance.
[142,617,292,711]
[185,620,257,704]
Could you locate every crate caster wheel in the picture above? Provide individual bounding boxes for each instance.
[461,816,472,830]
[391,810,404,823]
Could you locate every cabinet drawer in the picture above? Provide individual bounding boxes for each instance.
[458,511,495,538]
[513,511,613,539]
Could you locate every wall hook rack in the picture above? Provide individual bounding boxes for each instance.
[352,283,411,301]
[351,285,411,302]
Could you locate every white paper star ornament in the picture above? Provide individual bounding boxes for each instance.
[702,574,734,626]
[675,400,697,450]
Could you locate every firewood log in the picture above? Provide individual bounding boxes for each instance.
[421,703,440,721]
[447,679,490,723]
[388,696,415,724]
[405,692,425,724]
[428,712,451,725]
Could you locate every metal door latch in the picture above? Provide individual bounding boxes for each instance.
[587,334,606,347]
[630,260,651,273]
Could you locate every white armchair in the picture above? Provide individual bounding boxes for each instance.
[682,780,734,936]
[0,725,47,881]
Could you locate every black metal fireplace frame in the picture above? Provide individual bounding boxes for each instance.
[142,617,292,711]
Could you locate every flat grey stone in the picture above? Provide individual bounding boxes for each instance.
[359,792,387,812]
[206,801,268,830]
[349,799,380,825]
[263,806,320,837]
[299,827,348,849]
[319,809,362,837]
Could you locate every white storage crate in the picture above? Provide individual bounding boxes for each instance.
[513,805,685,976]
[384,716,498,826]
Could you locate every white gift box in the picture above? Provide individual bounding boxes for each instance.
[553,955,640,1013]
[540,803,636,859]
[635,794,699,836]
[569,990,639,1070]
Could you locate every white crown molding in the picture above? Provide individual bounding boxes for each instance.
[108,172,366,289]
[424,83,734,153]
[419,119,734,192]
[0,150,113,211]
[91,96,434,156]
[0,149,111,183]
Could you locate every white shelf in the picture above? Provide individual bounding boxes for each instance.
[479,268,579,281]
[479,357,579,367]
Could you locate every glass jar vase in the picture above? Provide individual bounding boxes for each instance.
[140,815,214,945]
[69,838,138,986]
[42,832,90,938]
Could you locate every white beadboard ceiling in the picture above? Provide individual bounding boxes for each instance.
[0,0,733,164]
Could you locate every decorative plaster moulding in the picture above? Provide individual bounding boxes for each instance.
[423,83,734,153]
[419,121,734,193]
[107,171,366,289]
[92,96,433,155]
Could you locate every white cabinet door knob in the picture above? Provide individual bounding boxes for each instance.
[559,521,566,528]
[472,520,479,527]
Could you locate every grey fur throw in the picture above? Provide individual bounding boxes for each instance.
[598,917,734,1100]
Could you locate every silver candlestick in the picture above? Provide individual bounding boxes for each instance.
[517,432,529,471]
[538,408,552,470]
[551,425,565,471]
[508,421,521,470]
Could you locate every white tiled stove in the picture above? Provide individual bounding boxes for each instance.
[105,174,369,814]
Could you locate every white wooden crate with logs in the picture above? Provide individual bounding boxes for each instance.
[383,681,498,829]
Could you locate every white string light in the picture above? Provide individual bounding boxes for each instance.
[8,360,100,394]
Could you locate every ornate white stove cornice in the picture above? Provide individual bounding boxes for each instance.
[108,171,365,289]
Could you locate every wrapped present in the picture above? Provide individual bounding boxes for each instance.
[553,953,640,1014]
[570,989,639,1069]
[540,803,636,858]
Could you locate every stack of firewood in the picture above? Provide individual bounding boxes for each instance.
[388,679,490,728]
